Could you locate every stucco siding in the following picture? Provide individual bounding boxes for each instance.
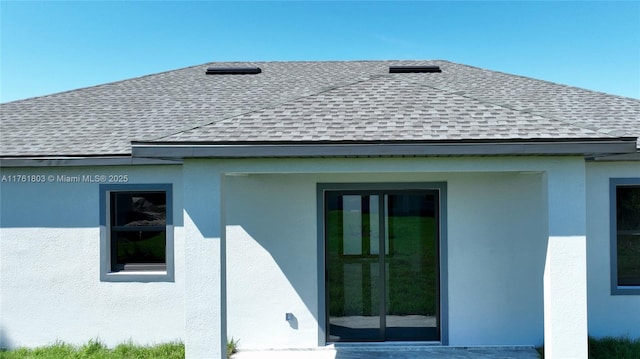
[586,161,640,339]
[0,165,185,349]
[225,167,546,349]
[226,174,320,349]
[447,172,546,346]
[3,156,631,353]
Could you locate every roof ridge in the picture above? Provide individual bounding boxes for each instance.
[2,62,218,104]
[402,77,620,138]
[447,62,640,101]
[147,74,388,142]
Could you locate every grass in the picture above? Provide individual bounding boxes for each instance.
[0,339,243,358]
[588,336,640,359]
[0,339,185,359]
[537,336,640,358]
[226,337,238,358]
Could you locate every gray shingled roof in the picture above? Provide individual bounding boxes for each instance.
[1,60,638,157]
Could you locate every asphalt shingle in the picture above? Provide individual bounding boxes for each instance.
[161,75,608,143]
[1,60,638,157]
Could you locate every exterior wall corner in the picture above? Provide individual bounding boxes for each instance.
[183,161,226,359]
[543,162,589,358]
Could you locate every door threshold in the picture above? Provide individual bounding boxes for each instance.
[327,341,442,348]
[233,345,540,359]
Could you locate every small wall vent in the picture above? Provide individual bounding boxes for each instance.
[206,67,262,75]
[389,65,441,73]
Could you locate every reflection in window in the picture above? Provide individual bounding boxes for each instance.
[110,191,167,272]
[616,185,640,287]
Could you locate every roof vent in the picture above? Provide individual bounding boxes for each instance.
[389,65,441,73]
[205,67,262,75]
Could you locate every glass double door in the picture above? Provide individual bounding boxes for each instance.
[325,190,440,342]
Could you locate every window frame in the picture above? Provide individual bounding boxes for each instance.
[100,183,174,282]
[610,178,640,295]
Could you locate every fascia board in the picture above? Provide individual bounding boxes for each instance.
[0,156,182,167]
[588,152,640,161]
[131,140,638,159]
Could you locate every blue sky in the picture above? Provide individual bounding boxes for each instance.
[1,1,639,102]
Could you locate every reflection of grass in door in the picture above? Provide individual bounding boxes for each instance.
[327,210,437,317]
[327,210,344,316]
[387,216,437,316]
[327,211,378,317]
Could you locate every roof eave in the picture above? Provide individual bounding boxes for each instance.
[588,151,640,162]
[2,139,637,167]
[0,156,182,167]
[131,139,638,159]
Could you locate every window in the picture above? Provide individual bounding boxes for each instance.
[611,178,640,294]
[100,184,173,282]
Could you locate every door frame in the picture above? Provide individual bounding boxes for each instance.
[317,182,449,345]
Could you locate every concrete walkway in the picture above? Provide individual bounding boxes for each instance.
[232,345,540,359]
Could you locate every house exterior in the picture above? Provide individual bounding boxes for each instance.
[0,60,638,359]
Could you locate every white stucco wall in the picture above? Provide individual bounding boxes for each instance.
[0,165,184,349]
[4,156,626,355]
[225,173,321,350]
[182,160,226,359]
[447,171,546,346]
[586,161,640,339]
[223,157,549,350]
[542,161,589,358]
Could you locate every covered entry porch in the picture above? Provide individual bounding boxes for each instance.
[181,156,588,358]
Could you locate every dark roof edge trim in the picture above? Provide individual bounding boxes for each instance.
[0,156,182,168]
[131,140,638,159]
[588,152,640,162]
